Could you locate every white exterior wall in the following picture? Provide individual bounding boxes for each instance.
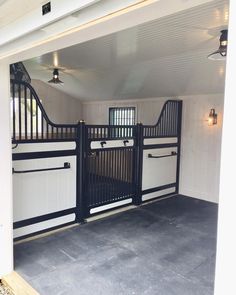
[31,79,82,124]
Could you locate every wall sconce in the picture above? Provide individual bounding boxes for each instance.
[208,108,217,126]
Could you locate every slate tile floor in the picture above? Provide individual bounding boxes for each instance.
[14,195,218,295]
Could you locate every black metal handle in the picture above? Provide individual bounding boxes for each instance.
[100,141,107,148]
[12,162,71,174]
[123,140,129,146]
[148,151,177,159]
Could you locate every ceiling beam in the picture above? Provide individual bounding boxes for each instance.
[0,0,100,46]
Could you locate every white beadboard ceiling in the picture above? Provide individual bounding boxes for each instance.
[24,0,229,101]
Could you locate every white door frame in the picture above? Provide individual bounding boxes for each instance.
[0,2,235,293]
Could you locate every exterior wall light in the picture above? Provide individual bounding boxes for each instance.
[208,108,217,126]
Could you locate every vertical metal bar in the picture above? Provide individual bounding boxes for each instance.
[12,82,16,141]
[18,83,22,140]
[46,123,49,139]
[170,102,175,135]
[51,126,54,139]
[41,113,44,139]
[30,91,33,140]
[24,85,27,139]
[76,121,86,222]
[174,102,178,135]
[175,101,182,194]
[133,123,143,205]
[36,104,38,139]
[166,102,170,136]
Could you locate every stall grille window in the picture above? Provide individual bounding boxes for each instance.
[109,107,135,126]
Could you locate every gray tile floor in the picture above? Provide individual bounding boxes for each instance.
[14,195,218,295]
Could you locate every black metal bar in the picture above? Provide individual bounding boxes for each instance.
[133,123,143,205]
[12,162,71,174]
[13,207,76,229]
[148,151,177,159]
[18,83,22,140]
[12,150,76,161]
[143,143,178,150]
[76,121,86,222]
[12,82,16,141]
[175,101,183,194]
[24,85,27,139]
[36,104,38,139]
[30,91,33,140]
[41,112,44,139]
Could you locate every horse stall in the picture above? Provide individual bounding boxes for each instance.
[11,79,182,239]
[11,72,219,295]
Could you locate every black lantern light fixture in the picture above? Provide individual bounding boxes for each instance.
[208,108,217,126]
[48,68,63,84]
[208,29,228,61]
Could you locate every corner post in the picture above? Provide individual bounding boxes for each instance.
[76,120,86,223]
[175,101,182,194]
[133,122,143,206]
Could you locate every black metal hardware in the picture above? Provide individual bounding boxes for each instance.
[12,143,18,149]
[100,141,107,148]
[148,151,177,159]
[12,162,70,174]
[123,140,129,146]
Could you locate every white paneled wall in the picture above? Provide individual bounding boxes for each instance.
[13,142,76,238]
[31,79,82,124]
[179,94,224,203]
[82,97,167,125]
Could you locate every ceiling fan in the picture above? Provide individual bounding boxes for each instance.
[208,29,228,61]
[48,68,64,84]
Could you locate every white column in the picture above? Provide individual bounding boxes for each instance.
[214,1,236,294]
[0,62,13,277]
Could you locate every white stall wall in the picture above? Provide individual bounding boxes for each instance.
[31,79,82,124]
[12,142,77,238]
[82,93,224,203]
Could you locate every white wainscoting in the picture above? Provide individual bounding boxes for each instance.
[13,142,77,238]
[142,147,177,191]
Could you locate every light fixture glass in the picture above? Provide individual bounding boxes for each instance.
[208,109,217,126]
[208,30,228,61]
[48,68,63,84]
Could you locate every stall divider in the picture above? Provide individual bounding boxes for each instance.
[11,79,182,237]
